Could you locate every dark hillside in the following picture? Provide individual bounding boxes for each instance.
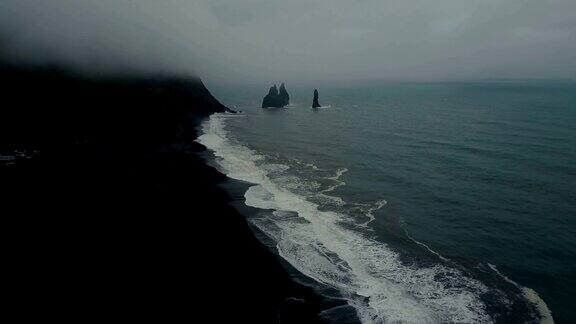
[0,64,348,323]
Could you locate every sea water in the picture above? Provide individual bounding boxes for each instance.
[198,81,576,323]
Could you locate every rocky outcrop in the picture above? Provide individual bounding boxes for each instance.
[262,83,289,108]
[278,82,290,107]
[262,85,280,108]
[312,89,321,108]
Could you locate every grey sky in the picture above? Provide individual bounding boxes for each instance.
[1,0,575,82]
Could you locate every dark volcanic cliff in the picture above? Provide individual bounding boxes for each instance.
[0,64,228,153]
[0,64,350,323]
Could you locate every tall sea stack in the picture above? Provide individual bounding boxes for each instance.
[312,89,321,108]
[278,82,290,107]
[262,83,290,108]
[262,85,279,108]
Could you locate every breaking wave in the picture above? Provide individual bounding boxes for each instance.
[197,113,552,323]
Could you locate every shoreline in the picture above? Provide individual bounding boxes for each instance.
[191,109,559,323]
[0,63,354,323]
[188,123,357,323]
[199,142,360,323]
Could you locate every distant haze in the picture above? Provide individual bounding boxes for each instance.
[1,0,575,82]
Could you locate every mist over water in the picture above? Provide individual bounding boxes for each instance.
[201,81,575,323]
[1,1,576,81]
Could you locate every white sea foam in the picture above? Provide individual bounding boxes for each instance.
[317,167,348,206]
[198,113,496,323]
[406,234,451,263]
[305,162,323,170]
[356,200,387,228]
[488,264,554,324]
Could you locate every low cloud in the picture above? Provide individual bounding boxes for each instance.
[1,0,575,81]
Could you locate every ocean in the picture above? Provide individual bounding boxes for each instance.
[199,81,576,323]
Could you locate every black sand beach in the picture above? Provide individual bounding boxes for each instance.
[0,63,351,323]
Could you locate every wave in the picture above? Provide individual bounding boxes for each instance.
[355,200,387,228]
[317,167,348,206]
[488,264,554,324]
[197,113,549,323]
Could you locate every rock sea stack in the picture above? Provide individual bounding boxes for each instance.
[262,83,290,108]
[278,82,290,107]
[312,89,321,108]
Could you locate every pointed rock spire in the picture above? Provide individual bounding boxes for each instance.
[262,83,289,108]
[312,89,321,108]
[278,82,290,107]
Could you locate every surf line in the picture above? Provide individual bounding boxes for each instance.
[488,264,554,324]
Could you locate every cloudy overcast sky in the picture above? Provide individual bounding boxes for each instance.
[1,0,575,82]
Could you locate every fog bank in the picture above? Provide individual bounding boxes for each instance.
[1,0,575,81]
